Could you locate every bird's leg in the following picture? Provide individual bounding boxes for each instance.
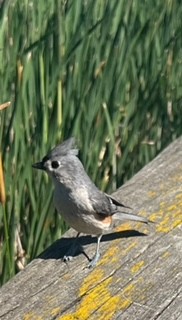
[63,232,81,262]
[88,234,102,268]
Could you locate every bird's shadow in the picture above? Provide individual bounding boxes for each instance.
[39,229,147,260]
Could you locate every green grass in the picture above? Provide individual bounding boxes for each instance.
[0,0,181,285]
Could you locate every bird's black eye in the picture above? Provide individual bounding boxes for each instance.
[51,160,60,169]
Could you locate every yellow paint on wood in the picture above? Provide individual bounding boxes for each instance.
[149,210,163,222]
[122,241,138,254]
[51,307,62,317]
[23,313,43,320]
[60,277,115,320]
[157,217,181,233]
[59,276,140,319]
[115,222,133,232]
[123,283,136,296]
[138,210,148,217]
[96,295,120,320]
[148,191,157,198]
[131,261,145,274]
[63,273,72,281]
[171,174,182,183]
[160,202,166,208]
[58,315,75,320]
[100,239,138,269]
[157,197,182,233]
[176,193,182,200]
[119,283,136,310]
[99,245,119,265]
[162,251,170,259]
[80,268,105,296]
[116,220,148,234]
[150,193,182,233]
[78,278,113,317]
[118,298,132,310]
[60,274,124,320]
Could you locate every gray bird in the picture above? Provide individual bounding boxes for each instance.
[32,138,148,267]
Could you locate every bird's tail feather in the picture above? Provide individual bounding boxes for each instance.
[113,211,148,224]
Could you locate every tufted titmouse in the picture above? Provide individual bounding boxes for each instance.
[33,138,148,267]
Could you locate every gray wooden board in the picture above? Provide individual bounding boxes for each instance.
[0,137,182,320]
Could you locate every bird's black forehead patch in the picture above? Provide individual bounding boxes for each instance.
[42,155,49,162]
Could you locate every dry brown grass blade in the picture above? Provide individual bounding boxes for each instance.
[15,227,26,270]
[0,102,10,204]
[0,101,11,111]
[0,152,6,205]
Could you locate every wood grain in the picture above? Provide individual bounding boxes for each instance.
[0,137,181,320]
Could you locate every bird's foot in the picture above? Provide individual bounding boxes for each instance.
[63,255,73,262]
[62,239,82,263]
[87,252,100,268]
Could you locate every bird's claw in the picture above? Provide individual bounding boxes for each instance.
[63,255,73,262]
[87,252,100,268]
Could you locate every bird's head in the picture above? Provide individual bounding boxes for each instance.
[32,137,79,179]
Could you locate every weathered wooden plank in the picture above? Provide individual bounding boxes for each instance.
[0,137,182,320]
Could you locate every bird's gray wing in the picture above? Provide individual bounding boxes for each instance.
[91,191,148,223]
[106,194,148,223]
[90,191,118,217]
[105,194,132,210]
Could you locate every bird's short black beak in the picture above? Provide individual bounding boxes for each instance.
[32,161,45,170]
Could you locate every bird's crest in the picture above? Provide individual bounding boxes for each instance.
[43,137,78,161]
